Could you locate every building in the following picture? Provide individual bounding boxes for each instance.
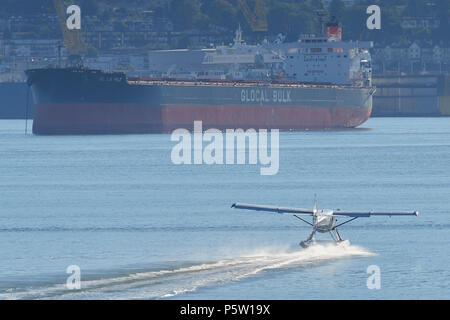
[400,17,440,29]
[1,39,63,58]
[372,42,450,74]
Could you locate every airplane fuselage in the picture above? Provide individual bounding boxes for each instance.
[314,210,336,233]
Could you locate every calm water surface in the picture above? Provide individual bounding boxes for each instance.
[0,118,449,299]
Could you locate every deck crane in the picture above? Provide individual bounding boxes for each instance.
[53,0,88,66]
[236,0,268,34]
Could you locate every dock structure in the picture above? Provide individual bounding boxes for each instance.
[372,74,450,116]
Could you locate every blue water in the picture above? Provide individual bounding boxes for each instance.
[0,118,449,299]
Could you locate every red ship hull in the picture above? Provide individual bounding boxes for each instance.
[33,103,372,134]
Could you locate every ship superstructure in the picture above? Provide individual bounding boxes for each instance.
[156,22,373,87]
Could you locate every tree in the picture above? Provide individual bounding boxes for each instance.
[86,45,99,58]
[176,34,192,49]
[329,0,345,19]
[202,0,238,30]
[267,1,319,40]
[1,0,48,16]
[310,0,326,11]
[169,0,208,30]
[77,0,99,16]
[432,0,450,45]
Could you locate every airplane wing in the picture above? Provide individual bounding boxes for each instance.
[332,210,419,217]
[231,203,314,215]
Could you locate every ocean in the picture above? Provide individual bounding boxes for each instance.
[0,118,449,299]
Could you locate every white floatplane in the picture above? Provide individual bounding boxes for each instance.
[231,195,419,248]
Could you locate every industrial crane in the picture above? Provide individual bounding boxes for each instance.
[53,0,88,65]
[236,0,268,33]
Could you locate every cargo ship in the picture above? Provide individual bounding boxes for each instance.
[26,24,375,135]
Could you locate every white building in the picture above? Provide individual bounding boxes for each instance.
[408,42,421,60]
[401,17,440,29]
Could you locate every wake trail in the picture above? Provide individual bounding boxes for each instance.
[0,244,374,300]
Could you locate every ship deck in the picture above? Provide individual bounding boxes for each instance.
[126,78,369,90]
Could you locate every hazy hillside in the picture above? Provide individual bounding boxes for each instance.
[0,0,448,46]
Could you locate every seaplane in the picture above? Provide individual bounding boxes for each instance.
[231,196,419,248]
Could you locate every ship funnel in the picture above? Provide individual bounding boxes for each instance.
[326,17,342,42]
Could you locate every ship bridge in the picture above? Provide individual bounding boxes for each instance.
[280,38,373,86]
